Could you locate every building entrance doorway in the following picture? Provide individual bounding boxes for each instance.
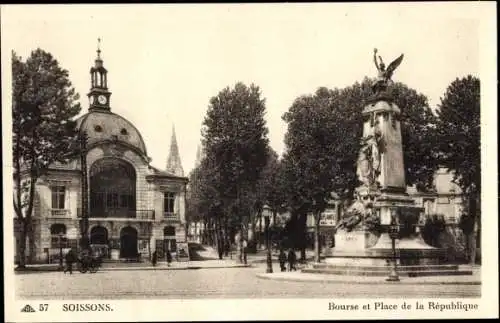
[164,226,177,257]
[120,226,138,258]
[90,226,109,258]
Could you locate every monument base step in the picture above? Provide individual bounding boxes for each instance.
[302,266,473,277]
[311,263,460,271]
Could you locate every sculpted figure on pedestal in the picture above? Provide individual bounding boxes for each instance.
[356,126,383,188]
[336,194,374,232]
[372,48,404,95]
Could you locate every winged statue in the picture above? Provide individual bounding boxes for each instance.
[372,48,404,94]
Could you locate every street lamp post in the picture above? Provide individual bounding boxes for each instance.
[386,209,400,282]
[264,211,273,273]
[80,131,89,250]
[58,232,65,271]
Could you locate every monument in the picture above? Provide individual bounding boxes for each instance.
[317,49,447,272]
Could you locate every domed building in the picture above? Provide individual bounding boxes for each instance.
[19,46,188,263]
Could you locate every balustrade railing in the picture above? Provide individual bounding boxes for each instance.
[163,212,180,221]
[49,209,71,217]
[77,208,155,220]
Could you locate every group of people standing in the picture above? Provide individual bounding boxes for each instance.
[278,248,297,272]
[217,236,232,260]
[151,249,172,267]
[63,248,102,274]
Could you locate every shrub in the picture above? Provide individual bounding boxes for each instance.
[421,214,446,247]
[458,213,475,235]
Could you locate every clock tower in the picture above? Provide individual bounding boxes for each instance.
[88,38,111,111]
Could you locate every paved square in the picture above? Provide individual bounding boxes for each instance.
[16,264,480,299]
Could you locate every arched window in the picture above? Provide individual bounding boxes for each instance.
[90,226,108,245]
[50,224,67,248]
[89,158,137,218]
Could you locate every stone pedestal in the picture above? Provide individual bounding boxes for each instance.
[335,229,367,251]
[326,229,385,266]
[110,249,120,260]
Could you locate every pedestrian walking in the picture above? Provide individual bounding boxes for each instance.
[278,248,287,272]
[151,250,158,267]
[166,249,172,266]
[217,237,224,260]
[242,239,248,265]
[237,238,243,263]
[287,248,297,271]
[224,238,230,257]
[64,248,76,274]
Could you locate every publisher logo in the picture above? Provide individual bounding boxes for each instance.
[21,304,36,313]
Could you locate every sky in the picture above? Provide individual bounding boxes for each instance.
[1,3,487,175]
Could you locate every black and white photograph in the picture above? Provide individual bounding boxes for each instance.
[2,2,497,321]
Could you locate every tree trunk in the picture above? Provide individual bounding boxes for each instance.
[217,216,224,259]
[202,219,207,244]
[258,214,263,249]
[212,218,218,248]
[468,195,478,265]
[300,247,306,261]
[207,218,212,245]
[299,211,307,261]
[19,171,38,266]
[476,213,481,264]
[464,230,470,262]
[17,219,28,268]
[314,211,321,263]
[469,231,477,266]
[250,211,257,245]
[271,210,277,250]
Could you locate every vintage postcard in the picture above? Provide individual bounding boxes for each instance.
[2,2,498,322]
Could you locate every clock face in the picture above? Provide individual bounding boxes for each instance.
[98,95,107,105]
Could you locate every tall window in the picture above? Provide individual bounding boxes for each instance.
[51,186,66,209]
[164,192,175,214]
[50,224,67,248]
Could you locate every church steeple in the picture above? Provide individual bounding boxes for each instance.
[166,124,184,177]
[88,38,112,112]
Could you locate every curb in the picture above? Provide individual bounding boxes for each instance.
[15,264,252,273]
[100,264,252,272]
[255,273,482,286]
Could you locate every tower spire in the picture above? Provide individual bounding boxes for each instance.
[88,37,111,111]
[166,124,184,177]
[97,37,102,60]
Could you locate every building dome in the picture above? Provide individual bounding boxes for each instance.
[76,110,148,156]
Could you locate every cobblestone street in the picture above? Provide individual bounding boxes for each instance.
[16,263,480,299]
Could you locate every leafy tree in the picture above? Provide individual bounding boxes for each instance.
[201,82,270,253]
[261,149,287,225]
[253,148,287,249]
[436,75,480,264]
[12,49,81,267]
[282,87,362,262]
[421,214,447,247]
